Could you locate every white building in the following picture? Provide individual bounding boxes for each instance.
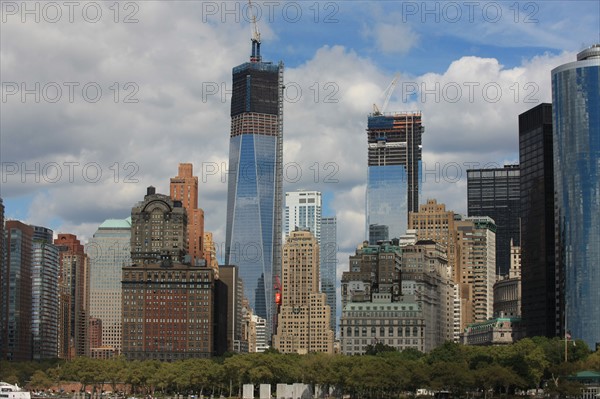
[284,190,322,240]
[86,218,131,354]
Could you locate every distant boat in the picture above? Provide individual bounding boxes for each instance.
[0,382,32,399]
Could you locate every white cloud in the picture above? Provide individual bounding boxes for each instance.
[373,23,420,54]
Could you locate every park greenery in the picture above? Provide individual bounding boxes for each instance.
[2,338,599,399]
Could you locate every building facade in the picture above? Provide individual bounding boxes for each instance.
[121,263,215,360]
[31,226,59,360]
[284,190,321,240]
[320,216,337,332]
[225,37,284,334]
[366,112,423,241]
[273,230,333,354]
[409,199,458,282]
[455,217,497,329]
[86,218,131,354]
[340,240,453,354]
[1,221,33,361]
[54,233,89,358]
[215,265,243,353]
[122,187,215,360]
[170,163,205,265]
[131,187,187,265]
[552,45,600,349]
[467,165,520,277]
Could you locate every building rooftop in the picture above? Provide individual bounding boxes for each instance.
[99,217,132,229]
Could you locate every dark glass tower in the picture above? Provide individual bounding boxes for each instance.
[552,45,600,349]
[519,103,558,338]
[225,35,283,335]
[366,112,423,241]
[467,165,520,276]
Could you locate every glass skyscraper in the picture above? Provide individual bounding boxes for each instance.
[31,226,59,360]
[320,216,337,332]
[519,103,558,338]
[225,37,284,334]
[86,218,131,353]
[366,112,423,241]
[552,45,600,349]
[467,165,520,277]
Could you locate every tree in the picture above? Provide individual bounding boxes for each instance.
[29,370,53,391]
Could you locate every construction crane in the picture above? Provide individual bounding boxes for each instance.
[372,75,399,115]
[248,0,261,62]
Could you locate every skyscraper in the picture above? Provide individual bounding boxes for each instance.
[54,233,89,358]
[458,217,497,325]
[320,216,337,332]
[1,221,33,361]
[87,218,131,354]
[284,190,337,331]
[170,164,205,265]
[552,45,600,349]
[518,103,558,338]
[122,187,214,360]
[467,165,520,276]
[31,226,59,360]
[284,190,321,240]
[366,112,423,241]
[225,33,284,333]
[273,230,333,354]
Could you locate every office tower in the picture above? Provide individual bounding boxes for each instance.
[0,199,5,357]
[368,224,389,245]
[518,103,557,338]
[204,232,219,271]
[225,33,284,334]
[1,221,33,361]
[31,226,59,360]
[86,218,131,355]
[284,190,322,239]
[122,187,214,360]
[122,263,214,360]
[247,314,269,353]
[366,112,424,241]
[273,230,333,354]
[170,163,205,265]
[320,216,337,332]
[54,233,89,358]
[340,240,452,354]
[467,165,520,276]
[214,265,243,354]
[456,217,497,327]
[409,199,458,280]
[131,186,187,265]
[284,191,337,332]
[552,45,600,349]
[88,318,102,349]
[401,241,454,351]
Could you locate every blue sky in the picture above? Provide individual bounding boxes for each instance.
[1,0,599,320]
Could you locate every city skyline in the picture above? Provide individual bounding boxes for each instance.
[2,2,599,344]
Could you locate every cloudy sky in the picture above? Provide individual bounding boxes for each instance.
[1,0,599,318]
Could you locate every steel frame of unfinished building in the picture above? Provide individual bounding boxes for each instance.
[366,111,423,241]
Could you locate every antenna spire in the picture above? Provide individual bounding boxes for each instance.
[249,0,261,62]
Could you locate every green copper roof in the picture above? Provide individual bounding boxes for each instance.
[99,218,131,229]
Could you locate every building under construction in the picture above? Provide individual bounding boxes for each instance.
[366,112,424,241]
